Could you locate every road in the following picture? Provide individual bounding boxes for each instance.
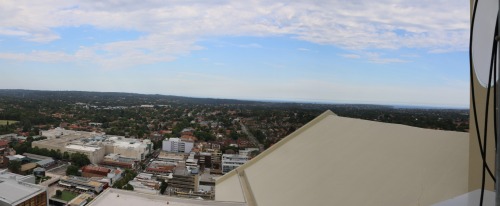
[139,148,161,172]
[239,122,264,152]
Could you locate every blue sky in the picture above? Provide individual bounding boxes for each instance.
[0,0,470,107]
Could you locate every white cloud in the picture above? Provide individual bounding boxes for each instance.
[0,28,30,37]
[0,0,469,68]
[0,51,74,62]
[340,52,409,64]
[366,52,409,64]
[340,54,361,59]
[238,43,263,48]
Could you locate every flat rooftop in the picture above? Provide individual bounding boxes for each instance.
[158,151,186,160]
[114,141,142,148]
[88,188,246,206]
[0,176,45,205]
[66,144,101,152]
[33,133,87,147]
[200,169,220,183]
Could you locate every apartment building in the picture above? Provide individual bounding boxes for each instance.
[221,154,248,174]
[162,138,194,154]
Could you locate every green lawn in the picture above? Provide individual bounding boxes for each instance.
[53,190,79,202]
[0,120,18,125]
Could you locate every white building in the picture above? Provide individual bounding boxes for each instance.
[102,136,153,161]
[238,148,259,157]
[128,173,160,195]
[162,138,194,154]
[0,170,48,206]
[156,151,185,164]
[221,154,249,174]
[87,188,246,206]
[65,144,106,164]
[41,127,102,139]
[34,129,154,164]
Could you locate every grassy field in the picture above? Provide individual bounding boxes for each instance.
[53,190,79,202]
[0,120,18,125]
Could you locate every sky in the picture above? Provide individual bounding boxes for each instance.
[0,0,470,108]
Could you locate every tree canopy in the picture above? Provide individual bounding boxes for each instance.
[66,165,80,176]
[8,160,22,174]
[70,153,91,167]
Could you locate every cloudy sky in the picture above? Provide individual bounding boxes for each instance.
[0,0,470,107]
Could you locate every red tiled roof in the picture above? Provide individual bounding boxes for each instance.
[0,140,9,147]
[181,135,197,142]
[81,165,111,176]
[146,165,175,173]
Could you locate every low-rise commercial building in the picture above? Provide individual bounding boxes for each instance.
[101,137,152,161]
[65,144,106,164]
[81,165,111,177]
[238,148,259,157]
[156,151,185,164]
[21,153,55,169]
[145,161,176,175]
[221,154,248,174]
[40,127,97,139]
[34,129,154,164]
[170,162,199,193]
[21,162,38,175]
[127,173,160,194]
[68,193,93,206]
[0,170,48,206]
[100,153,136,169]
[195,152,212,170]
[59,176,104,193]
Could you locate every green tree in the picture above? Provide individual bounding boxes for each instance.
[21,119,31,132]
[8,160,22,174]
[62,152,70,160]
[13,141,31,155]
[123,184,134,191]
[194,131,215,141]
[112,169,137,190]
[159,180,167,194]
[70,153,90,167]
[56,190,62,197]
[249,150,260,158]
[49,149,61,160]
[66,165,80,176]
[230,131,239,140]
[251,129,266,143]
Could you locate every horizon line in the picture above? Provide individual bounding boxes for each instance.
[0,88,470,110]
